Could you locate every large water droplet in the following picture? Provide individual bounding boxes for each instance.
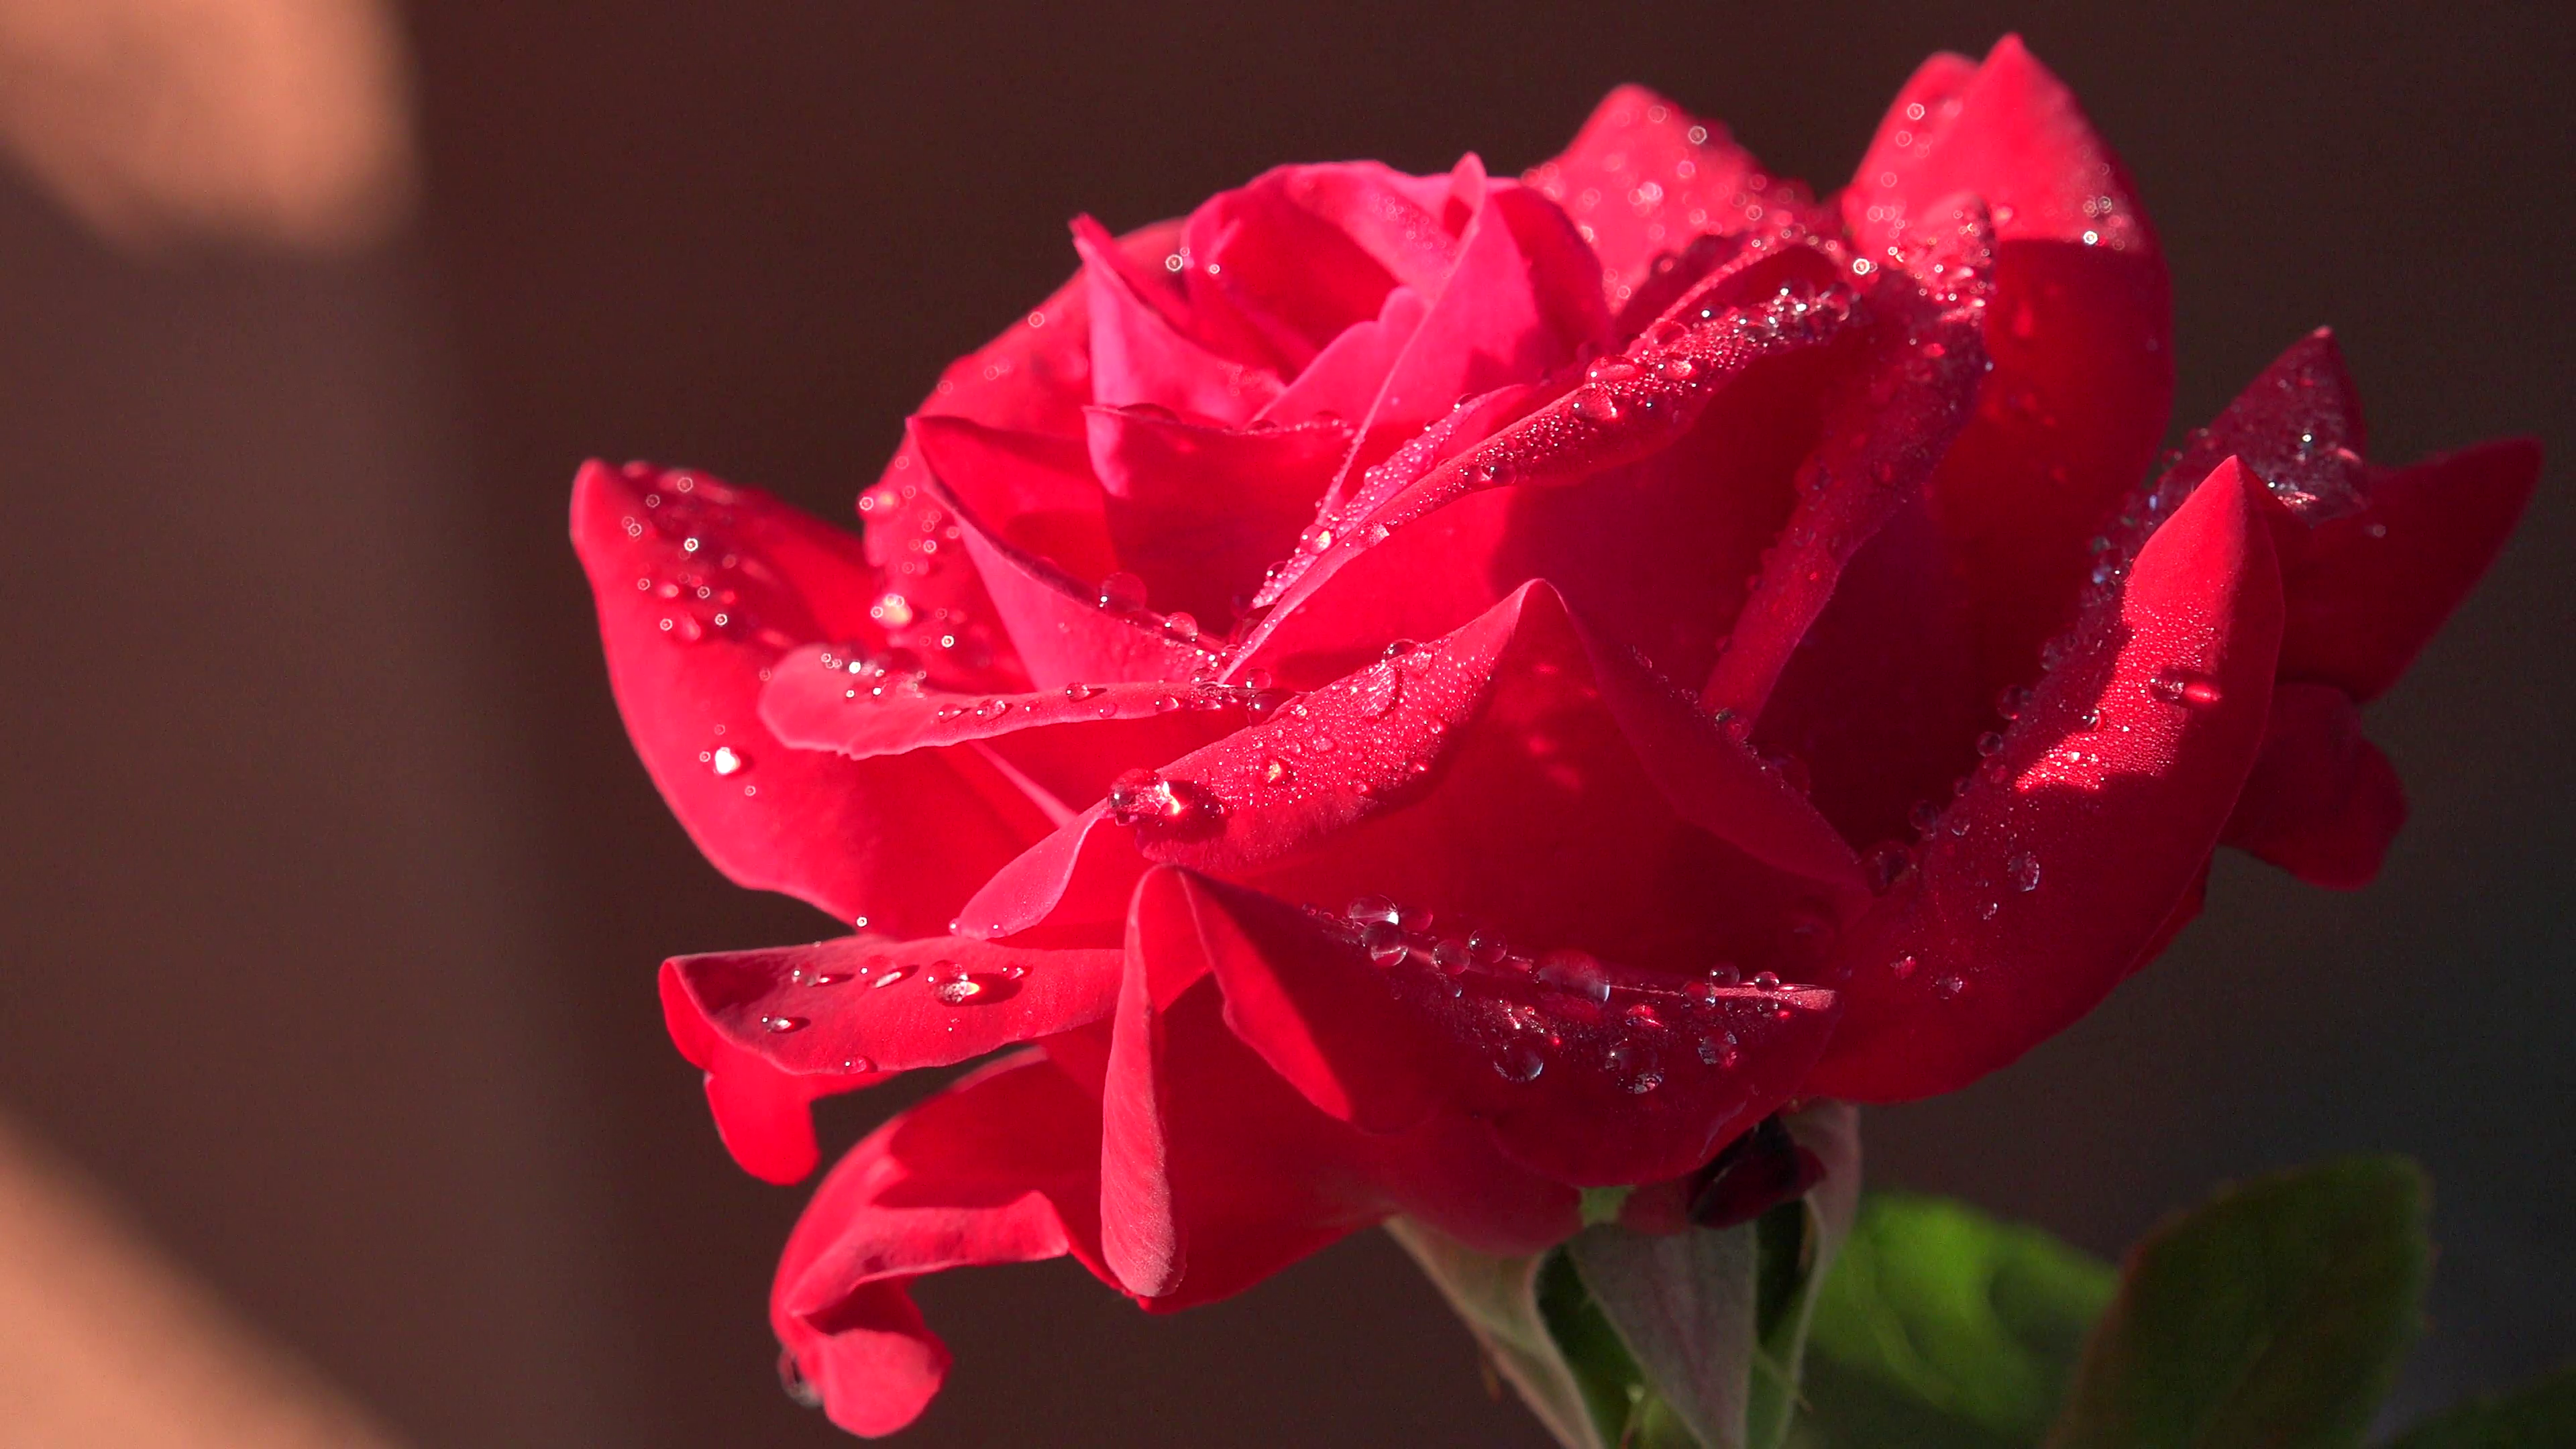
[710,745,748,777]
[1535,949,1611,1004]
[1493,1041,1547,1083]
[1572,385,1620,423]
[761,1014,808,1033]
[2146,669,2222,707]
[1097,572,1147,612]
[1361,922,1407,967]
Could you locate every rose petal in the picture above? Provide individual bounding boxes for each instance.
[659,934,1124,1183]
[1140,865,1449,1134]
[570,461,1043,936]
[905,414,1118,585]
[1236,244,1866,690]
[1101,870,1578,1299]
[1530,84,1817,304]
[2222,681,2406,890]
[759,641,1238,767]
[1705,194,1993,720]
[967,582,1866,985]
[773,1052,1104,1438]
[1083,405,1350,625]
[2277,437,2540,703]
[912,432,1224,690]
[1847,36,2175,710]
[1808,458,2283,1101]
[1073,215,1280,425]
[1184,162,1460,368]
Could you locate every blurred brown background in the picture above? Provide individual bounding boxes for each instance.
[0,1,2566,1444]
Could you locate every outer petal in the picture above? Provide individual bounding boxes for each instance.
[1529,83,1821,305]
[660,933,1124,1183]
[1099,868,1580,1301]
[2222,682,2406,890]
[570,461,1042,935]
[1808,459,2283,1100]
[759,641,1241,801]
[1847,36,2175,704]
[772,1053,1105,1438]
[2277,438,2540,702]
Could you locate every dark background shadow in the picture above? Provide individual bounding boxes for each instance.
[0,1,2565,1443]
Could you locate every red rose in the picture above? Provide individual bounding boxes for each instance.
[570,36,2534,1437]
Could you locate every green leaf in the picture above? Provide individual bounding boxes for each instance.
[2384,1363,2576,1448]
[2045,1156,2430,1449]
[1795,1191,2116,1448]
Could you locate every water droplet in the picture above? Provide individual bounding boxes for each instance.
[1064,683,1103,702]
[1908,800,1942,835]
[1261,756,1294,786]
[835,1055,874,1074]
[1358,664,1401,716]
[1493,1041,1547,1083]
[806,971,851,987]
[1361,922,1408,967]
[1706,964,1741,987]
[1572,385,1619,423]
[1346,896,1399,924]
[1975,731,2005,757]
[1656,356,1696,381]
[1431,939,1470,975]
[1751,971,1781,991]
[869,965,915,989]
[1605,1039,1662,1092]
[2147,669,2222,707]
[1694,1032,1740,1069]
[761,1014,808,1033]
[2006,851,2041,892]
[1935,973,1966,998]
[1468,929,1510,965]
[1097,572,1147,612]
[1162,611,1201,643]
[1536,949,1611,1004]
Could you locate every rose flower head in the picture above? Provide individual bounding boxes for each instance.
[570,35,2536,1438]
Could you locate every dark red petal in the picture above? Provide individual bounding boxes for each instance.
[1073,216,1280,425]
[2222,682,2406,889]
[1807,458,2283,1101]
[1083,405,1350,626]
[905,415,1118,586]
[570,461,1040,936]
[660,934,1124,1183]
[1849,36,2175,709]
[2277,437,2540,702]
[2159,328,2372,521]
[967,581,1866,987]
[1530,84,1821,305]
[773,1053,1104,1438]
[1705,194,1993,720]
